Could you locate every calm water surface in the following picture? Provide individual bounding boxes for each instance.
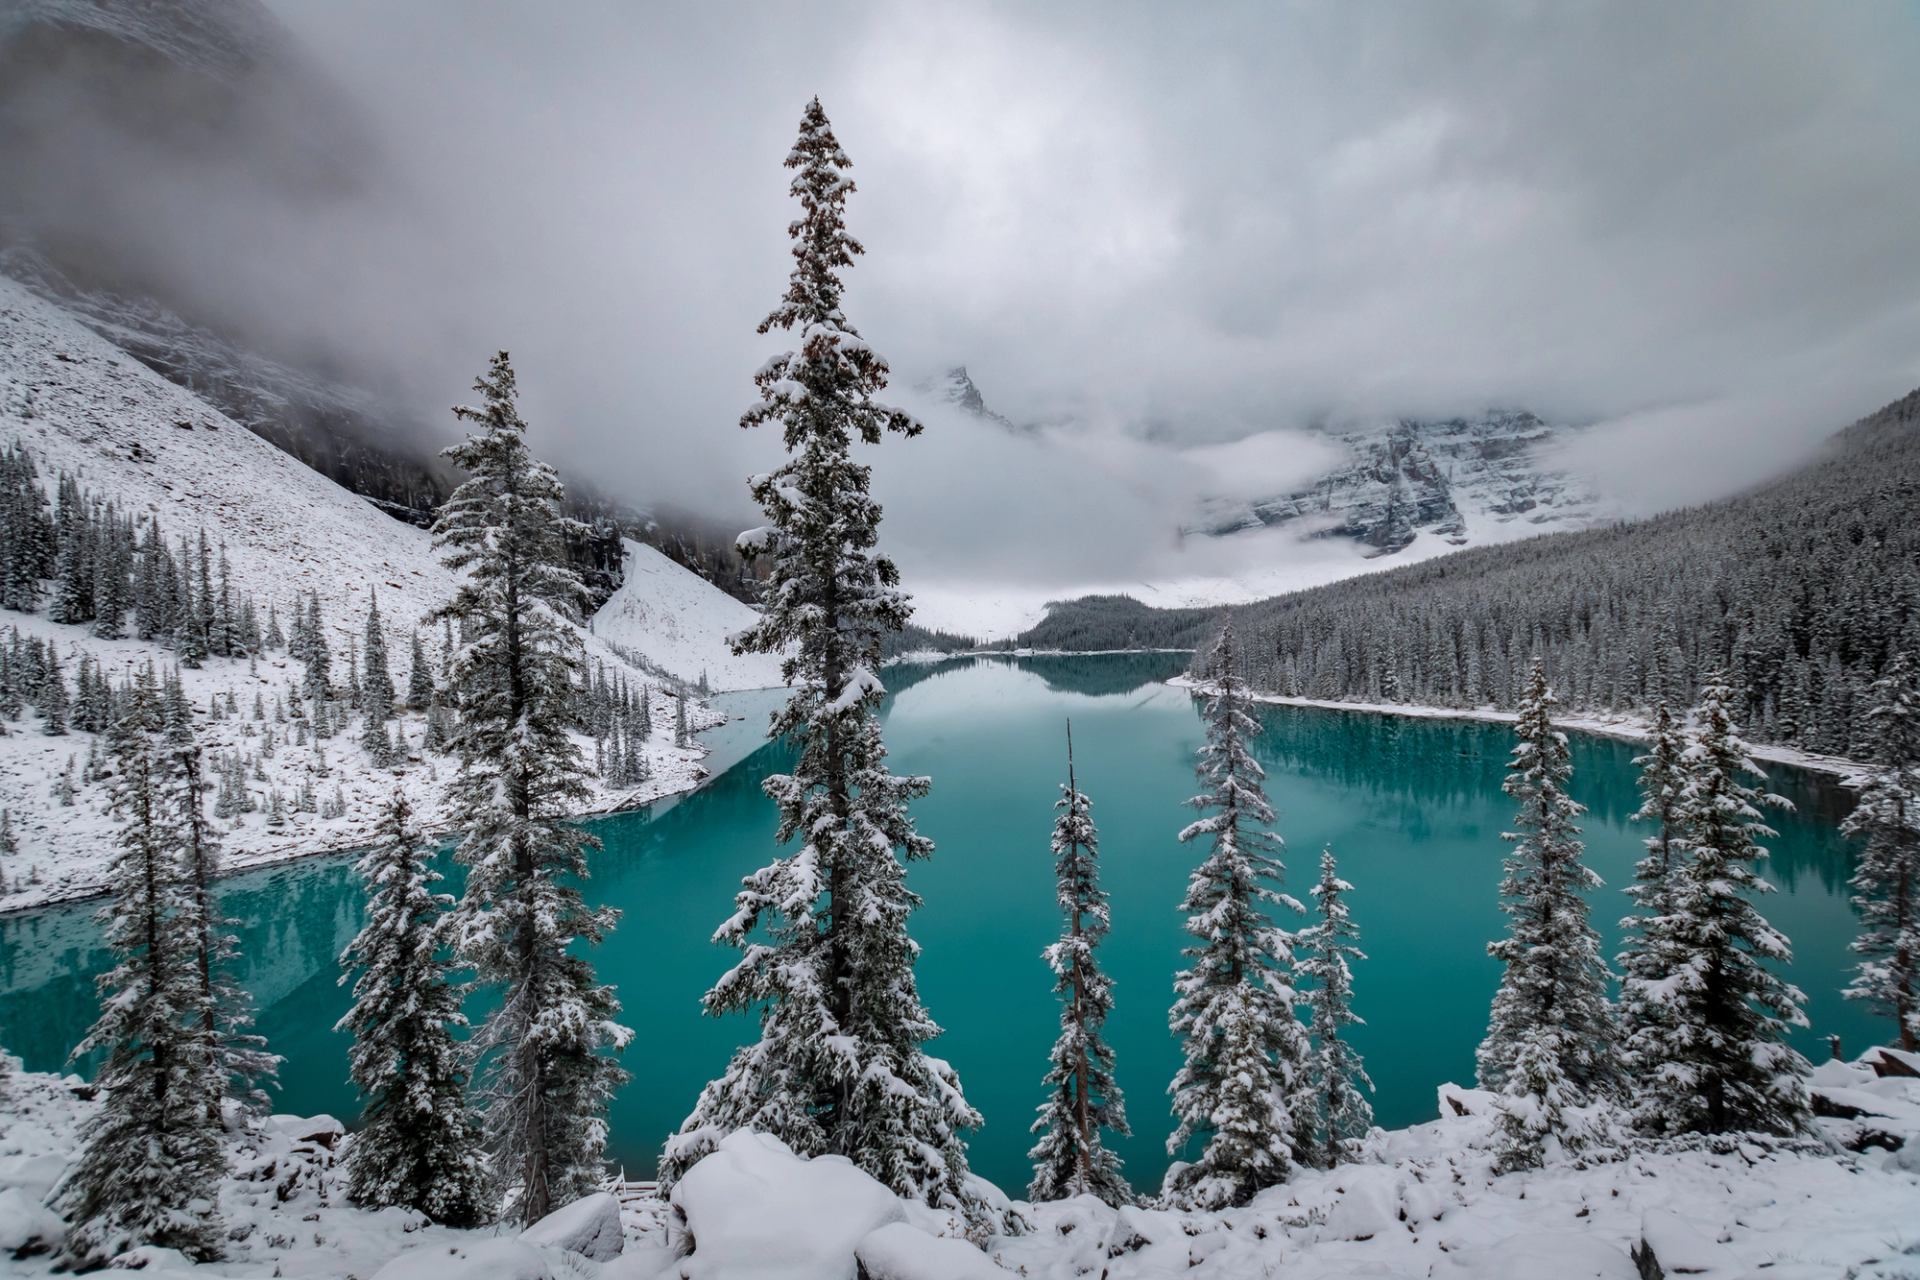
[0,654,1871,1193]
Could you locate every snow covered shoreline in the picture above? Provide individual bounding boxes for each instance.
[1167,676,1870,783]
[0,716,724,921]
[4,1048,1917,1277]
[888,645,1194,664]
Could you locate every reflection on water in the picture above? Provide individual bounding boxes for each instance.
[0,653,1866,1193]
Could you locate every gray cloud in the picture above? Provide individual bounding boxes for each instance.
[37,0,1920,585]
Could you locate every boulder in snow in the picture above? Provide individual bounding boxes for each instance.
[855,1223,1004,1280]
[671,1130,905,1279]
[1866,1046,1920,1078]
[268,1112,346,1150]
[0,1186,66,1256]
[1632,1210,1742,1278]
[1437,1082,1496,1118]
[521,1190,623,1261]
[1320,1167,1404,1242]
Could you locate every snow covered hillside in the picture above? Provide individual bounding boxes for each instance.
[0,277,748,909]
[3,1047,1916,1278]
[590,539,783,692]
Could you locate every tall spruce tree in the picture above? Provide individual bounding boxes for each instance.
[662,99,981,1215]
[1618,702,1690,1062]
[1631,673,1811,1136]
[1296,846,1373,1170]
[433,352,630,1225]
[361,590,398,765]
[1475,660,1616,1107]
[405,632,434,711]
[40,647,67,734]
[174,745,278,1118]
[1028,724,1131,1206]
[303,593,331,713]
[54,672,225,1267]
[337,790,491,1225]
[1165,619,1311,1210]
[1840,651,1920,1051]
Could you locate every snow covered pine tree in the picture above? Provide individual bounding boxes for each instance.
[1028,723,1131,1206]
[1296,846,1373,1169]
[1632,673,1811,1136]
[53,670,226,1267]
[174,743,278,1119]
[433,352,631,1225]
[1477,660,1616,1168]
[1618,701,1690,1065]
[360,588,398,766]
[1843,651,1920,1051]
[337,789,491,1225]
[1165,618,1312,1209]
[662,98,983,1218]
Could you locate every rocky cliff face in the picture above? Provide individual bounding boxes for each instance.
[1191,410,1600,555]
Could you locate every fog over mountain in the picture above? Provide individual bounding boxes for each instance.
[10,0,1919,597]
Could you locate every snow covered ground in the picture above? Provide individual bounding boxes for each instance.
[3,1048,1915,1278]
[0,277,764,911]
[1169,677,1872,783]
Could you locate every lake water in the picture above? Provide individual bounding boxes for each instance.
[0,653,1873,1194]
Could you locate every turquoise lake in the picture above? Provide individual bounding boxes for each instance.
[0,653,1875,1195]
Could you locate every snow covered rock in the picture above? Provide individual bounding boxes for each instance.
[670,1130,905,1279]
[1437,1082,1496,1118]
[1103,1204,1185,1255]
[0,1185,66,1256]
[267,1112,346,1150]
[522,1191,624,1262]
[1632,1210,1742,1278]
[1319,1167,1404,1242]
[1865,1046,1920,1078]
[854,1223,1004,1280]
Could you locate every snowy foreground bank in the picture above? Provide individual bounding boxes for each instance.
[3,1051,1916,1279]
[1166,677,1870,783]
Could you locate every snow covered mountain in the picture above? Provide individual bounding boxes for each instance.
[919,366,1019,432]
[0,275,776,910]
[920,363,1601,562]
[1188,410,1603,554]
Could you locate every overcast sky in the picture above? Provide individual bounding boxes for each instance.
[248,2,1920,586]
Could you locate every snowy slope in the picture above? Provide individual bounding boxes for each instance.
[0,276,729,909]
[589,539,784,692]
[0,281,454,640]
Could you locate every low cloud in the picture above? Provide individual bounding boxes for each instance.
[20,0,1920,586]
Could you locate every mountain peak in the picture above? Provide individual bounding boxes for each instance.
[922,365,1017,431]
